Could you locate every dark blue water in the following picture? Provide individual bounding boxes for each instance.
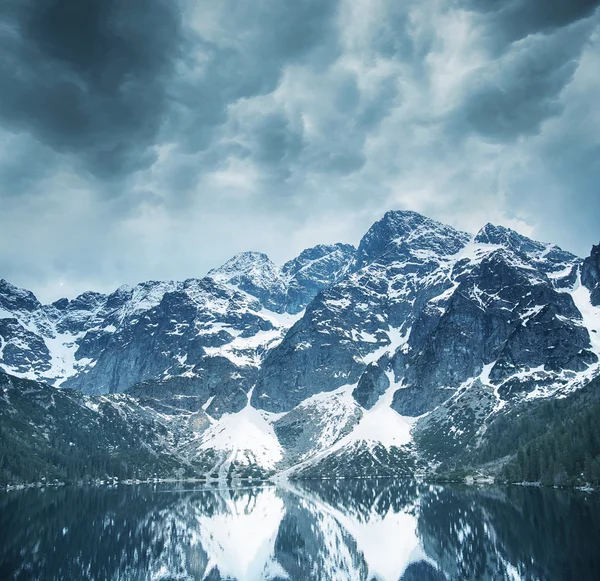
[0,480,599,580]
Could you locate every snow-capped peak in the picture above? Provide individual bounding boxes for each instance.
[281,243,356,279]
[208,251,282,288]
[207,251,287,312]
[353,210,470,270]
[474,223,578,262]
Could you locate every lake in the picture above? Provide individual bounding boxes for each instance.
[0,480,599,580]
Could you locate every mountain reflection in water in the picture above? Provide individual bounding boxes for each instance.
[0,480,599,580]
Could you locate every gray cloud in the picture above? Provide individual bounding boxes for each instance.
[248,112,305,180]
[459,0,600,46]
[0,0,183,177]
[165,0,341,156]
[503,36,600,252]
[456,20,594,141]
[0,0,598,302]
[0,0,341,182]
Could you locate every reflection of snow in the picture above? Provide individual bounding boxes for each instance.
[295,485,431,581]
[198,488,286,580]
[338,509,427,581]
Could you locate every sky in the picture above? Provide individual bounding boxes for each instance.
[0,0,599,303]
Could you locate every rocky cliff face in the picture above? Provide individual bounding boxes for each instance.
[392,230,593,414]
[252,211,472,412]
[1,211,599,480]
[582,243,600,306]
[281,243,356,313]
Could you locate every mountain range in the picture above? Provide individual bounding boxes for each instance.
[1,210,599,484]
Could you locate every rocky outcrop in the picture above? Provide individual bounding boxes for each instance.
[582,243,600,306]
[207,244,356,314]
[252,211,471,412]
[207,251,288,312]
[352,358,390,409]
[391,243,595,414]
[0,318,51,375]
[0,279,42,313]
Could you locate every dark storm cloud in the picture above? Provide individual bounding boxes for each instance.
[441,0,600,145]
[0,0,182,178]
[0,0,341,182]
[169,0,341,155]
[252,113,304,170]
[456,21,593,141]
[241,69,400,182]
[459,0,600,45]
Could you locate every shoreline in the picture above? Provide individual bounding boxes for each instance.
[3,474,598,493]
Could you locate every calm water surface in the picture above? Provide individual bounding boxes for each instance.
[0,480,599,580]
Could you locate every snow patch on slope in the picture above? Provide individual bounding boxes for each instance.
[0,308,14,320]
[281,379,416,476]
[40,332,91,386]
[202,308,304,367]
[281,385,363,463]
[346,372,415,450]
[572,281,600,357]
[362,325,411,365]
[196,395,283,470]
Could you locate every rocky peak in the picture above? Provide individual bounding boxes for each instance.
[0,279,42,313]
[282,243,356,313]
[582,243,600,306]
[51,297,70,310]
[207,251,287,312]
[66,291,107,312]
[353,210,469,270]
[474,223,576,264]
[209,251,280,282]
[38,291,109,335]
[475,223,525,247]
[473,224,581,289]
[475,224,555,262]
[282,243,355,279]
[122,281,180,316]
